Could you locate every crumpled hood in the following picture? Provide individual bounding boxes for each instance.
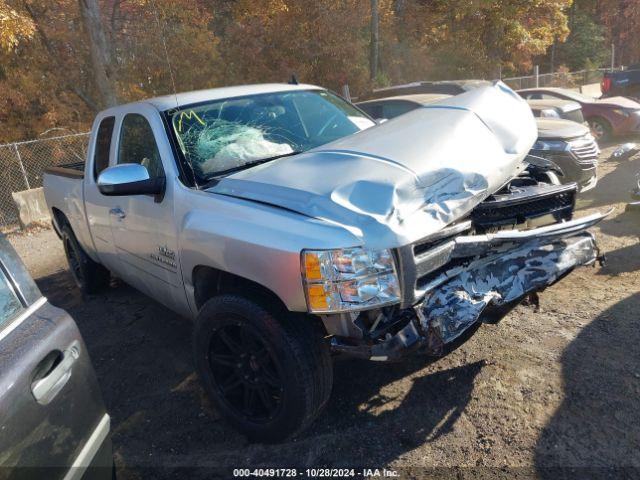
[207,82,537,249]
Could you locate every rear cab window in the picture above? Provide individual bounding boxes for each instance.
[358,103,383,119]
[381,101,418,119]
[94,116,115,180]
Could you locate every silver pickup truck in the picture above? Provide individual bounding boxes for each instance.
[43,82,608,442]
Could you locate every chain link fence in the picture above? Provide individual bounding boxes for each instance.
[502,68,616,91]
[0,133,90,228]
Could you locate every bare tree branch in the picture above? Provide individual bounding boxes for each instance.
[22,1,99,111]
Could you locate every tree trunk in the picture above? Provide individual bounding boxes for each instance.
[78,0,117,108]
[370,0,379,82]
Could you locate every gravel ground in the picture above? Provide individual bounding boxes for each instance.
[8,143,640,479]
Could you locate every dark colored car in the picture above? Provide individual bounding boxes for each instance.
[0,234,112,479]
[518,87,640,142]
[532,118,599,192]
[601,65,640,100]
[526,99,585,124]
[362,79,493,100]
[357,94,599,192]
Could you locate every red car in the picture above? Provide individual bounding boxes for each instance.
[518,87,640,142]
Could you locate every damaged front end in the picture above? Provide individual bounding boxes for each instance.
[327,182,609,361]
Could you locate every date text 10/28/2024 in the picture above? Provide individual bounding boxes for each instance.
[233,469,400,478]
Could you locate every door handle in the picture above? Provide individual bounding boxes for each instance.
[109,207,126,220]
[31,341,80,405]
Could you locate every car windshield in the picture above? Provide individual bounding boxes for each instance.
[167,89,375,182]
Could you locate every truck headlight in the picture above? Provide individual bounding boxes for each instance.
[302,247,401,313]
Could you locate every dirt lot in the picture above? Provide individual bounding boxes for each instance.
[8,143,640,479]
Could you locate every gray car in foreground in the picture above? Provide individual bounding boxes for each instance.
[0,235,112,479]
[532,119,599,192]
[43,81,608,442]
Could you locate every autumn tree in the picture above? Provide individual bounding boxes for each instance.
[0,0,34,52]
[596,0,640,67]
[79,0,118,108]
[0,0,221,142]
[217,0,371,94]
[397,0,572,79]
[555,5,609,71]
[0,0,589,144]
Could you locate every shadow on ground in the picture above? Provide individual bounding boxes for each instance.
[576,151,640,276]
[535,292,640,478]
[37,269,484,479]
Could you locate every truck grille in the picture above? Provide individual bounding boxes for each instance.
[396,182,578,306]
[569,135,599,165]
[471,189,575,231]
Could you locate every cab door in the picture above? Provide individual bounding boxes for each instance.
[84,115,120,272]
[0,236,111,479]
[107,108,187,314]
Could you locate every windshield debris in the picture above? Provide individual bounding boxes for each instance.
[167,89,375,182]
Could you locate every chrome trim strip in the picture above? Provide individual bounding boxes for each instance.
[63,414,111,480]
[0,296,47,343]
[454,209,611,248]
[413,220,472,247]
[414,240,456,277]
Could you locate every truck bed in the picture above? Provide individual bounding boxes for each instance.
[45,161,85,179]
[43,160,92,252]
[602,68,640,99]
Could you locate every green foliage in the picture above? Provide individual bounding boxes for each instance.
[556,9,608,70]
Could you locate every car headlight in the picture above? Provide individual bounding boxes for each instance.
[532,140,567,151]
[540,109,560,118]
[612,108,631,118]
[302,247,401,313]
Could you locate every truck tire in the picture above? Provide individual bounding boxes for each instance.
[193,295,333,443]
[588,117,612,142]
[61,225,110,294]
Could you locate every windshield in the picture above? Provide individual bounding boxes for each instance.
[167,89,375,182]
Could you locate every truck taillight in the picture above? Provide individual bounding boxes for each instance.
[601,77,611,93]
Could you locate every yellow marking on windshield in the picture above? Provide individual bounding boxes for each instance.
[177,110,205,133]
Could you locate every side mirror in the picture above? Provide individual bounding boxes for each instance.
[97,164,165,196]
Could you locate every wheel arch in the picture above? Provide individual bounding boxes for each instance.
[192,265,290,314]
[587,115,613,141]
[50,207,69,237]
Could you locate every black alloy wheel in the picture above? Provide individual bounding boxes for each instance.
[193,295,333,442]
[208,321,284,422]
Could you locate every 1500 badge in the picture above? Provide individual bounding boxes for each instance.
[150,245,177,269]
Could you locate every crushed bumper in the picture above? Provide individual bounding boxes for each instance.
[418,232,598,355]
[330,212,608,361]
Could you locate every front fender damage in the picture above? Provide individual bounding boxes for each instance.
[418,232,599,356]
[330,214,607,361]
